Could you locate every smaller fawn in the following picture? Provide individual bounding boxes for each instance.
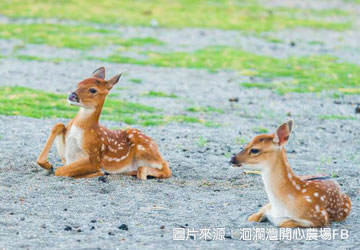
[230,120,351,228]
[36,67,171,180]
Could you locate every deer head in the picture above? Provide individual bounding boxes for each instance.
[230,120,293,170]
[68,67,123,109]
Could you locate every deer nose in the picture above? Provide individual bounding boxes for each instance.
[230,155,238,165]
[68,92,79,102]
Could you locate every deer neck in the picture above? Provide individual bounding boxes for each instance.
[73,103,104,129]
[261,148,302,204]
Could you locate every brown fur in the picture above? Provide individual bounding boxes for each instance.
[37,67,171,180]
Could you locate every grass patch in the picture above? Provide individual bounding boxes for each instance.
[101,46,360,94]
[319,115,356,120]
[197,136,208,147]
[0,23,163,49]
[261,35,283,44]
[241,82,273,90]
[16,54,63,63]
[0,86,212,126]
[308,40,325,46]
[129,78,142,84]
[253,127,269,134]
[144,91,178,98]
[186,106,224,114]
[0,0,351,32]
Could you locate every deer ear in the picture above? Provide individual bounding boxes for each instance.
[106,72,124,89]
[273,120,293,146]
[92,67,105,79]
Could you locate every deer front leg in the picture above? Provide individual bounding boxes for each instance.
[37,123,65,171]
[248,203,271,223]
[55,158,100,178]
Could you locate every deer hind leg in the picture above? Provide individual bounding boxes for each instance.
[74,171,104,179]
[333,194,352,222]
[55,158,100,178]
[136,161,172,180]
[279,219,311,228]
[248,203,271,223]
[37,123,65,171]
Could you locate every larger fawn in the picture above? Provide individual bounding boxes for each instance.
[36,67,171,180]
[230,120,351,228]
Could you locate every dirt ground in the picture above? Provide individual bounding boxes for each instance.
[0,0,360,249]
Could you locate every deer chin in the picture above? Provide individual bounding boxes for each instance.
[67,99,83,106]
[241,163,264,171]
[230,163,242,168]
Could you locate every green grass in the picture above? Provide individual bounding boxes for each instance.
[0,23,163,49]
[308,40,325,46]
[319,115,356,120]
[143,91,178,98]
[197,136,208,147]
[261,35,283,44]
[0,86,213,126]
[16,54,63,63]
[0,0,351,32]
[253,127,269,134]
[101,46,360,94]
[129,78,143,84]
[186,106,224,114]
[235,137,247,145]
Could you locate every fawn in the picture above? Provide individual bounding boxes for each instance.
[230,120,351,228]
[36,67,171,180]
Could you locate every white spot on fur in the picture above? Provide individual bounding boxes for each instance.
[137,145,145,151]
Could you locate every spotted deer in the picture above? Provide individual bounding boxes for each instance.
[36,67,171,180]
[230,120,351,228]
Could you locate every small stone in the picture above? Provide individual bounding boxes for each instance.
[98,176,107,183]
[118,224,128,231]
[64,208,68,211]
[20,217,25,221]
[290,41,296,47]
[108,232,115,236]
[91,219,97,223]
[160,225,165,230]
[355,105,360,114]
[90,226,95,230]
[64,226,72,231]
[229,97,239,102]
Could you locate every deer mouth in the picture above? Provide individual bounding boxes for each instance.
[230,163,242,168]
[229,156,242,167]
[67,92,81,106]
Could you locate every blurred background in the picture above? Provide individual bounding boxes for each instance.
[0,0,359,127]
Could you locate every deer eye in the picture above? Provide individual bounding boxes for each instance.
[89,88,97,94]
[250,148,260,154]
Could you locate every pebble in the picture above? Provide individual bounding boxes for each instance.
[118,224,128,231]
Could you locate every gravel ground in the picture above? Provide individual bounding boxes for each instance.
[0,62,359,249]
[0,0,360,248]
